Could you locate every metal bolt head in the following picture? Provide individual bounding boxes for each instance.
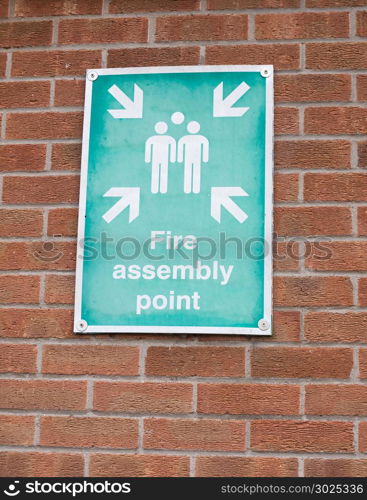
[260,67,272,78]
[258,319,270,331]
[76,319,88,332]
[87,71,98,81]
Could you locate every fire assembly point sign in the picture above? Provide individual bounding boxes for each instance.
[74,65,274,335]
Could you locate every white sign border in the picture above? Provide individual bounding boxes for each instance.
[74,65,274,336]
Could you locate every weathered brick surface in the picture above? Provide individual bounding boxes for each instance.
[90,454,190,477]
[197,456,298,477]
[251,421,354,453]
[0,0,365,478]
[40,416,138,449]
[0,451,84,477]
[144,418,246,451]
[94,382,193,414]
[197,383,300,415]
[0,380,86,410]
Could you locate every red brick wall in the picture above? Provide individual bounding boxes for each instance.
[1,0,367,478]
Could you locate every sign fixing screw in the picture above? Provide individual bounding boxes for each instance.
[76,319,88,332]
[260,68,271,78]
[258,319,270,331]
[87,71,98,81]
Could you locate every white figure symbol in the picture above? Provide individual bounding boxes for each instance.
[177,121,209,194]
[145,121,176,194]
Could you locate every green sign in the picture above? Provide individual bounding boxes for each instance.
[75,65,273,335]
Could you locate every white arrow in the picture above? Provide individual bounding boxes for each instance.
[107,84,143,119]
[213,82,250,117]
[211,187,249,223]
[102,187,140,223]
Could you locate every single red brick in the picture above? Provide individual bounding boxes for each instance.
[256,12,349,40]
[0,209,43,237]
[304,173,367,201]
[0,20,52,48]
[0,379,86,410]
[51,143,81,171]
[0,241,75,271]
[0,53,6,77]
[275,140,351,169]
[275,206,352,236]
[197,456,298,477]
[357,10,367,37]
[0,144,46,171]
[306,385,367,416]
[94,382,193,414]
[305,312,367,343]
[0,275,40,304]
[110,0,199,12]
[357,75,367,101]
[40,416,138,449]
[6,112,82,139]
[3,175,79,204]
[359,278,367,307]
[206,44,300,70]
[274,173,299,202]
[144,418,245,451]
[0,0,8,17]
[0,415,34,446]
[305,107,367,135]
[274,276,353,307]
[90,454,189,477]
[48,208,78,236]
[271,310,300,342]
[305,459,367,478]
[359,422,367,452]
[252,347,352,379]
[12,50,102,77]
[197,383,300,415]
[0,343,37,373]
[275,107,299,135]
[209,0,299,7]
[54,79,84,107]
[156,14,248,41]
[0,451,84,477]
[0,81,50,108]
[0,308,73,339]
[59,18,148,44]
[358,141,367,168]
[307,42,367,70]
[108,46,200,67]
[45,274,74,304]
[276,74,351,102]
[15,0,102,16]
[307,0,367,5]
[42,345,139,376]
[252,420,354,452]
[145,346,245,377]
[306,241,367,272]
[358,349,367,378]
[273,241,300,272]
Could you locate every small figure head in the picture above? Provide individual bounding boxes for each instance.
[187,121,200,134]
[171,111,185,125]
[155,121,168,134]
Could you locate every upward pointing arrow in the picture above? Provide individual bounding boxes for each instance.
[211,187,249,223]
[213,82,250,117]
[108,84,143,119]
[102,187,140,223]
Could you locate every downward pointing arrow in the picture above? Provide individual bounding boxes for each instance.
[108,84,143,119]
[211,187,249,223]
[102,187,140,223]
[213,82,250,117]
